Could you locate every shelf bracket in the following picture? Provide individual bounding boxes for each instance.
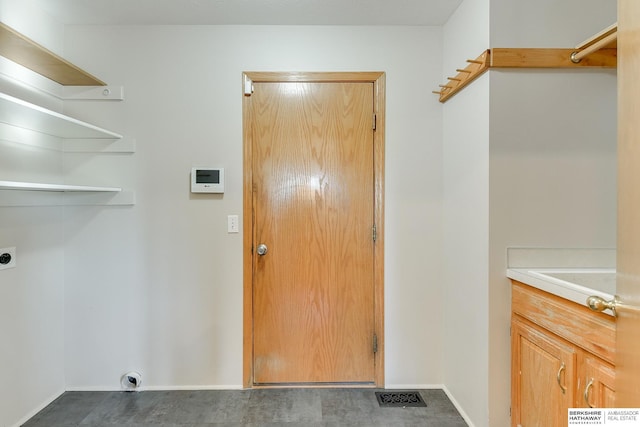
[61,86,125,101]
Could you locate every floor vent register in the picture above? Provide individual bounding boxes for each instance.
[375,391,427,408]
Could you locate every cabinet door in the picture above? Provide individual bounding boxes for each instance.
[512,318,576,427]
[579,353,615,408]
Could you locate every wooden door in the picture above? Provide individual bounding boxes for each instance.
[512,319,576,427]
[616,0,640,406]
[242,73,385,386]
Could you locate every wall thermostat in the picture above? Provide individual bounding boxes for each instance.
[191,168,224,193]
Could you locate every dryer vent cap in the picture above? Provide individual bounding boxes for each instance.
[121,371,142,391]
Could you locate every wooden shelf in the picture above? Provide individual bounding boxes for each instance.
[490,48,616,68]
[0,180,121,192]
[0,92,122,139]
[0,22,106,86]
[434,23,618,103]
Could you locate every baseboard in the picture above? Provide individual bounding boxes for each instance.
[384,383,445,390]
[142,385,245,391]
[442,385,476,427]
[9,388,65,427]
[65,384,245,392]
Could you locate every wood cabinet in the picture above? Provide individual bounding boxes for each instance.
[511,281,616,426]
[512,318,576,427]
[579,353,616,408]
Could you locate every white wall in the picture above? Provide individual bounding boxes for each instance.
[0,2,68,427]
[442,0,490,425]
[60,25,446,389]
[490,0,618,48]
[442,80,490,426]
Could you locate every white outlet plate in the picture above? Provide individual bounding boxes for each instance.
[0,247,16,270]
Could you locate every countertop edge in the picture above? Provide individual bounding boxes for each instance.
[507,268,615,316]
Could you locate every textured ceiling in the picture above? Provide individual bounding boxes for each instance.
[30,0,463,26]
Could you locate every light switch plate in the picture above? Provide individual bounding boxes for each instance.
[0,247,16,270]
[227,215,239,233]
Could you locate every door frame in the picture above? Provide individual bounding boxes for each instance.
[242,71,386,388]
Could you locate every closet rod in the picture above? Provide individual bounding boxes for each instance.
[571,31,618,63]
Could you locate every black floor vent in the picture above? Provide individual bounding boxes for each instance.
[375,391,427,407]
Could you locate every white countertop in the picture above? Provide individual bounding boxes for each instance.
[507,268,616,316]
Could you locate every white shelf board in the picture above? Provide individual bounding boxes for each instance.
[0,189,135,206]
[0,92,122,139]
[0,180,121,192]
[63,137,136,153]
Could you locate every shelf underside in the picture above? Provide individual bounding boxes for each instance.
[0,180,121,192]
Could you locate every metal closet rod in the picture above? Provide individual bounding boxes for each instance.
[571,22,618,64]
[571,31,618,63]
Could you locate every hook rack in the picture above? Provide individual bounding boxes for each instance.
[432,50,490,103]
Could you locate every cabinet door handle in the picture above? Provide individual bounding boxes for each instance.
[557,362,567,394]
[584,378,595,408]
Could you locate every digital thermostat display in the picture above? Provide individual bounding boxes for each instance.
[191,168,224,193]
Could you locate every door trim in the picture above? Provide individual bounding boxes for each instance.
[242,71,386,388]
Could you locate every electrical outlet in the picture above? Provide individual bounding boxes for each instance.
[0,247,16,270]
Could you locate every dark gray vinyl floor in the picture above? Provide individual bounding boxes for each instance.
[22,388,468,427]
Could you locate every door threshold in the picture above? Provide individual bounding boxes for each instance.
[251,382,376,389]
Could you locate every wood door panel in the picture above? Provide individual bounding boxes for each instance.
[252,82,375,384]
